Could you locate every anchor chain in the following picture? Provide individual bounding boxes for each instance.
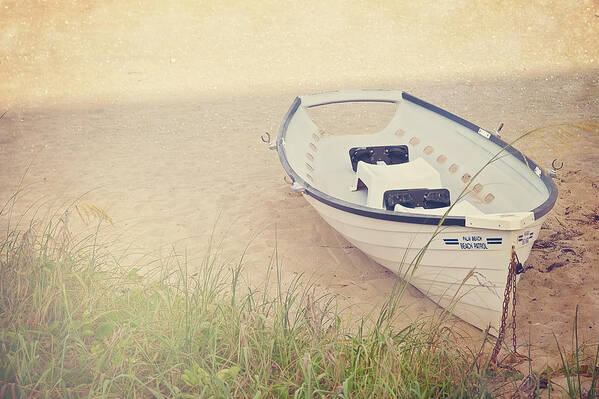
[490,246,527,367]
[511,250,518,356]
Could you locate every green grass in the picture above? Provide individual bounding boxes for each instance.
[550,305,599,399]
[0,197,498,398]
[1,193,596,398]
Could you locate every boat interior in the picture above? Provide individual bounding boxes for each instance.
[282,95,550,217]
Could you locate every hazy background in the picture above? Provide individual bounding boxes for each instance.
[1,0,598,107]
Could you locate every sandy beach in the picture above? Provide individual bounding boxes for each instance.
[1,0,598,374]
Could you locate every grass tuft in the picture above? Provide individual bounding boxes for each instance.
[550,305,599,399]
[0,198,498,398]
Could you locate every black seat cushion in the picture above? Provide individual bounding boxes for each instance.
[349,145,409,172]
[383,188,451,210]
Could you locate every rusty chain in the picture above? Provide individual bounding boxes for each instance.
[511,250,520,356]
[490,246,526,367]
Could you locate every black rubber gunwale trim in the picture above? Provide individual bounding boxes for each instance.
[401,92,480,132]
[276,92,557,227]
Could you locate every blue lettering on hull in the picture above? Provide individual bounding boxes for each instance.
[443,236,502,250]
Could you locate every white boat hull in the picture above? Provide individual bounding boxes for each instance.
[304,195,543,332]
[273,90,557,332]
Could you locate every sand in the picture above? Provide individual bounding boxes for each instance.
[1,0,598,374]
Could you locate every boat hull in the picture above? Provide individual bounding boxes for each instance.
[304,195,543,332]
[272,90,557,332]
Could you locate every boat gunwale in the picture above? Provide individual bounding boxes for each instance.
[276,91,558,228]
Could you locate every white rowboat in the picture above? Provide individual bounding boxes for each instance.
[273,90,557,332]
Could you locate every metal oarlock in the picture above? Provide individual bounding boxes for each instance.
[549,159,563,178]
[493,122,504,137]
[261,132,277,150]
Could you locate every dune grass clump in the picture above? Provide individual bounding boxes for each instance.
[550,306,599,399]
[0,200,497,398]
